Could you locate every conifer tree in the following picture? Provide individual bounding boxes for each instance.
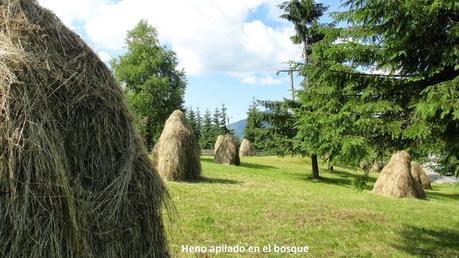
[200,109,214,149]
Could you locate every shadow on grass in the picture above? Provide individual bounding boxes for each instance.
[297,175,353,188]
[239,162,277,170]
[427,191,459,202]
[200,155,276,170]
[292,168,378,189]
[393,225,459,257]
[187,176,241,185]
[329,169,377,183]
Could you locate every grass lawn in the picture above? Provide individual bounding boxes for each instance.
[163,155,459,257]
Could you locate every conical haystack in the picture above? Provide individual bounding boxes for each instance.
[411,161,432,190]
[0,1,170,257]
[372,151,425,199]
[239,138,255,156]
[152,110,201,181]
[214,134,240,165]
[214,135,224,154]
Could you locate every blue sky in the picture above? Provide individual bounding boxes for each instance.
[39,0,343,122]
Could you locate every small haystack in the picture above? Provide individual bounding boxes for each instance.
[370,161,383,173]
[214,134,240,165]
[0,1,169,257]
[152,110,201,181]
[411,161,432,190]
[372,151,425,199]
[214,135,224,154]
[239,139,255,156]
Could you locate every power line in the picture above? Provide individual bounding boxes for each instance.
[241,0,285,50]
[181,0,278,71]
[208,0,249,38]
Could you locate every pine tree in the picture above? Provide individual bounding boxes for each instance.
[195,108,202,140]
[212,108,223,139]
[296,0,458,175]
[186,107,197,136]
[244,99,265,150]
[200,109,214,149]
[258,100,299,156]
[220,104,230,133]
[279,0,328,179]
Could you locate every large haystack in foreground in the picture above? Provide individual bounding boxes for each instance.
[372,151,425,199]
[152,110,201,181]
[411,161,432,190]
[214,134,240,165]
[214,135,224,154]
[0,1,170,257]
[239,138,255,156]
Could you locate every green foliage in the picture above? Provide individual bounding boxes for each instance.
[258,99,299,155]
[293,0,458,174]
[165,155,459,257]
[243,100,266,150]
[200,109,214,149]
[188,105,233,150]
[186,106,200,140]
[111,20,186,150]
[220,104,230,134]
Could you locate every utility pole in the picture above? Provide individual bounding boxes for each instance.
[277,68,299,101]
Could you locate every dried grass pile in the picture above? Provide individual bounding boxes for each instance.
[214,135,224,154]
[239,138,255,156]
[370,161,383,173]
[214,134,240,165]
[0,1,170,257]
[411,161,432,190]
[372,151,425,199]
[152,110,201,181]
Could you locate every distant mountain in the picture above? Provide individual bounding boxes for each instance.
[229,119,246,139]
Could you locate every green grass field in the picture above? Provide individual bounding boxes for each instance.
[163,155,459,257]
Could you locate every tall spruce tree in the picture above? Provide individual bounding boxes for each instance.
[195,108,202,140]
[258,100,299,156]
[220,104,230,133]
[212,107,223,138]
[200,109,214,149]
[296,0,458,175]
[186,107,198,139]
[279,0,328,179]
[244,99,266,150]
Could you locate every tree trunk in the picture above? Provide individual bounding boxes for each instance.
[311,154,319,180]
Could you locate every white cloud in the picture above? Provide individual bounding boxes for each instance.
[241,76,258,84]
[38,0,302,81]
[260,76,283,85]
[236,73,284,85]
[97,50,112,64]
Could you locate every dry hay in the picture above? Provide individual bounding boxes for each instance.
[214,134,240,165]
[214,135,224,154]
[370,161,383,173]
[411,161,432,190]
[239,138,255,156]
[372,151,425,199]
[0,1,170,257]
[151,110,201,181]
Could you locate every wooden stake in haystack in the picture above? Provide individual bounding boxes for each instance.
[214,134,240,165]
[372,151,425,199]
[239,138,255,157]
[0,0,170,256]
[152,110,201,181]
